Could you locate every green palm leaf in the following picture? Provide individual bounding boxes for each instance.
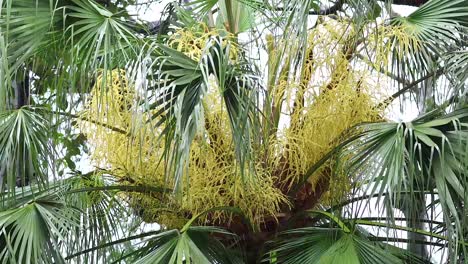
[445,50,468,103]
[0,195,78,263]
[268,227,409,264]
[0,0,61,107]
[204,38,261,180]
[146,43,206,194]
[0,107,51,192]
[387,0,468,95]
[145,37,261,193]
[133,226,242,264]
[65,0,139,90]
[64,173,132,263]
[339,107,468,259]
[0,0,59,74]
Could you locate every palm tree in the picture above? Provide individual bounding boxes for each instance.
[0,0,467,263]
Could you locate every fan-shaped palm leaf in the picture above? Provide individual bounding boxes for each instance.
[339,107,468,259]
[445,50,468,104]
[386,0,468,102]
[267,226,416,264]
[64,0,139,90]
[132,226,242,264]
[0,107,51,192]
[0,0,59,74]
[0,194,78,264]
[64,173,132,263]
[144,37,261,193]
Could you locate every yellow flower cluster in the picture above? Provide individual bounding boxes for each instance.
[80,18,413,227]
[184,89,289,226]
[168,23,238,61]
[81,61,286,229]
[366,24,422,73]
[80,70,165,187]
[268,19,383,204]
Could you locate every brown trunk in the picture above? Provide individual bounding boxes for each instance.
[391,0,428,6]
[13,74,31,187]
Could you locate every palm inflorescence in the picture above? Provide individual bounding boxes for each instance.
[0,0,468,263]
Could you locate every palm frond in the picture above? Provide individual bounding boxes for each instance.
[61,171,171,263]
[144,35,261,193]
[390,0,468,72]
[204,38,261,180]
[0,194,78,264]
[65,0,139,91]
[267,226,412,264]
[445,50,468,103]
[64,173,133,263]
[147,43,206,194]
[339,107,468,259]
[0,173,163,264]
[0,0,59,74]
[0,32,10,109]
[386,0,468,104]
[132,226,242,264]
[0,0,61,109]
[0,107,51,193]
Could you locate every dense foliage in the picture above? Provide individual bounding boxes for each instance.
[0,0,468,263]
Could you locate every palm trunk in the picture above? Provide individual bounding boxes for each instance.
[399,194,428,258]
[12,74,31,187]
[391,0,428,6]
[397,72,436,260]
